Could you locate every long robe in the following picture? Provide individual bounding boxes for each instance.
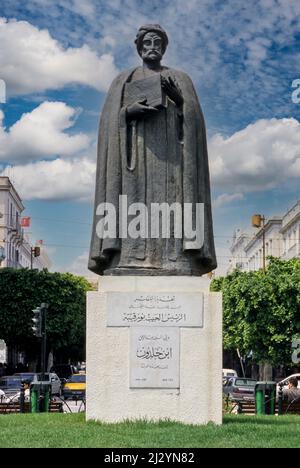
[88,66,217,276]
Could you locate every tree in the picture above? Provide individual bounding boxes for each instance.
[0,268,94,364]
[211,257,300,367]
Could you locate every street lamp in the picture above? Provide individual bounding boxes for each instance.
[252,214,266,272]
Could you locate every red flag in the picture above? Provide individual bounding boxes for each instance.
[36,240,44,245]
[21,217,31,227]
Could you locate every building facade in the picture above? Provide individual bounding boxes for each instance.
[0,177,51,270]
[281,201,300,261]
[228,200,300,273]
[228,230,250,272]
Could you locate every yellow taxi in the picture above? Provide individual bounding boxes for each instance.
[63,373,86,400]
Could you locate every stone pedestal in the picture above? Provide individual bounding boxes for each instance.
[86,276,222,425]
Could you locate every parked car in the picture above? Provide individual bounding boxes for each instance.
[14,372,62,396]
[36,373,62,396]
[223,377,257,401]
[223,369,238,378]
[0,376,23,398]
[277,374,300,392]
[63,373,86,400]
[9,387,31,404]
[13,373,37,384]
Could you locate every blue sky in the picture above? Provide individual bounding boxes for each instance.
[0,0,299,275]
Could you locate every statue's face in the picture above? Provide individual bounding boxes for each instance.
[141,32,164,62]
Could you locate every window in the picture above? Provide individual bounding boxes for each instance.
[235,379,256,387]
[69,375,86,383]
[10,203,13,226]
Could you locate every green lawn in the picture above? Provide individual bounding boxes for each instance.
[0,413,299,448]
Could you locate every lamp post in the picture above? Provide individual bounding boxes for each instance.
[252,214,266,273]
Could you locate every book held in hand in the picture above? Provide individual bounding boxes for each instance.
[123,74,167,109]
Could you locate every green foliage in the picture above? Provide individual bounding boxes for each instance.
[211,257,300,366]
[0,268,93,361]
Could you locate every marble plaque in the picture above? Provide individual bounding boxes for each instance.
[107,292,204,327]
[130,327,180,388]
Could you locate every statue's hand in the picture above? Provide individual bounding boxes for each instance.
[126,99,159,121]
[161,76,183,107]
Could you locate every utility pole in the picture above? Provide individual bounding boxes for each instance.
[237,348,246,377]
[252,214,266,273]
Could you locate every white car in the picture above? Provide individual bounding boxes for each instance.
[8,388,30,404]
[223,368,238,378]
[13,372,62,396]
[277,373,300,391]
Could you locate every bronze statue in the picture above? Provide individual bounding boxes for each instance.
[89,24,216,276]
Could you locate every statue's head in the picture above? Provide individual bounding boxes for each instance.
[135,24,168,62]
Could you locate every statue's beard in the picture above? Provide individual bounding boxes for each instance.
[142,50,163,62]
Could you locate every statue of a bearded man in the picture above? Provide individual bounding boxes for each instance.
[89,24,217,276]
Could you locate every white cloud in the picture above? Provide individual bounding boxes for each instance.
[209,118,300,192]
[0,101,91,163]
[2,114,299,203]
[213,193,244,209]
[1,2,299,124]
[214,245,231,278]
[0,17,119,96]
[1,157,96,201]
[64,250,98,278]
[245,37,272,67]
[66,0,96,19]
[25,0,97,20]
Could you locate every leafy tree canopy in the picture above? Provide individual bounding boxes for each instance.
[211,257,300,366]
[0,268,93,361]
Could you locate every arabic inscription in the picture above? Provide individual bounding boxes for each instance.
[107,292,204,327]
[130,327,179,388]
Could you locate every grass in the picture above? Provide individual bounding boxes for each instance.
[0,413,299,448]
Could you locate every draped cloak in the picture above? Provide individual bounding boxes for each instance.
[88,66,217,276]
